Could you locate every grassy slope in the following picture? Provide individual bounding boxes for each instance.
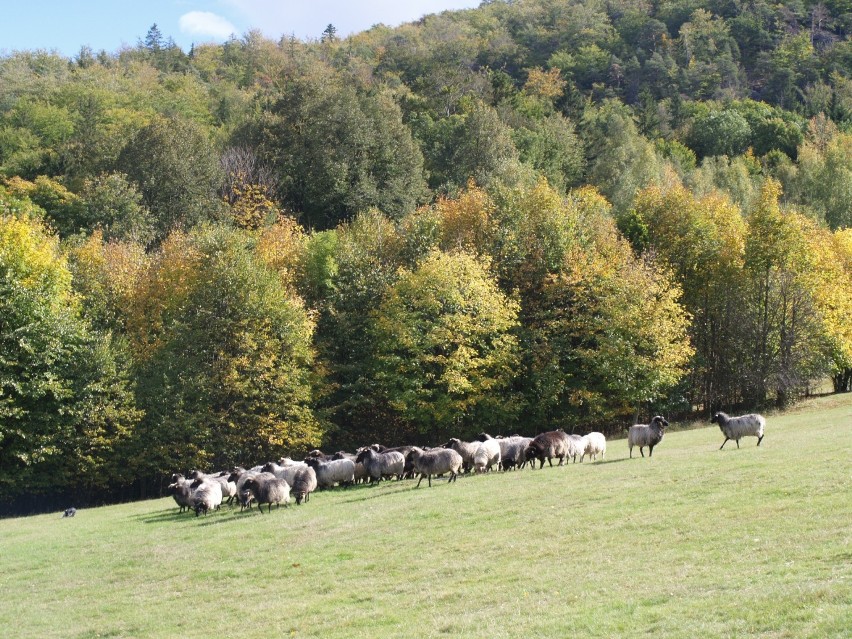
[0,394,850,639]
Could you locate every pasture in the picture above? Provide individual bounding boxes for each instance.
[0,394,850,638]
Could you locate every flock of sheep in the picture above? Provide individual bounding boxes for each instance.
[168,411,766,516]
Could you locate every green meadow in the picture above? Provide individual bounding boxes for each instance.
[1,394,850,639]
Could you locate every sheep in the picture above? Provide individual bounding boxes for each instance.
[443,438,479,473]
[497,436,533,471]
[167,475,193,513]
[566,434,585,463]
[581,432,607,462]
[227,467,262,510]
[243,474,291,514]
[332,451,368,484]
[187,469,236,505]
[711,412,766,449]
[304,457,355,489]
[262,461,309,489]
[526,431,571,468]
[628,416,668,458]
[472,439,501,473]
[407,448,463,487]
[355,448,405,483]
[290,467,318,505]
[189,477,223,516]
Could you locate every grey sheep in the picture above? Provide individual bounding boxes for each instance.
[290,466,318,505]
[407,448,463,487]
[167,474,193,513]
[711,412,766,449]
[189,477,223,516]
[243,474,291,513]
[304,457,355,489]
[355,448,405,483]
[581,432,607,462]
[628,416,668,458]
[227,467,263,510]
[262,461,308,489]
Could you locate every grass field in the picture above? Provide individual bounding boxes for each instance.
[1,394,850,639]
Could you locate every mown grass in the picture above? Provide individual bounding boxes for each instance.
[1,394,850,639]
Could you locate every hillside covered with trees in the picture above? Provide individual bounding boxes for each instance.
[1,0,851,510]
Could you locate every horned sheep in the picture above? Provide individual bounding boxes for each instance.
[627,416,668,458]
[711,412,765,449]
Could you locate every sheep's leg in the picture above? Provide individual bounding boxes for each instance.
[629,447,633,459]
[639,447,645,457]
[736,439,740,448]
[720,438,729,450]
[757,434,764,446]
[416,475,424,488]
[428,474,433,488]
[649,445,654,457]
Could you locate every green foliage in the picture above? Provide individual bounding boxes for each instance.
[241,73,428,228]
[370,250,521,438]
[0,213,138,501]
[132,225,321,478]
[116,115,224,242]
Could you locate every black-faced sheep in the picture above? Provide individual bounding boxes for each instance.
[243,474,291,514]
[581,432,607,462]
[407,448,463,487]
[290,467,317,505]
[355,448,405,483]
[711,412,766,449]
[628,416,668,458]
[526,431,571,468]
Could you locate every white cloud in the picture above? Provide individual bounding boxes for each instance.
[178,11,237,40]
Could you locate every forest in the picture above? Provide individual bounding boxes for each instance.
[1,0,851,511]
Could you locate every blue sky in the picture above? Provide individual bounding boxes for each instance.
[1,1,482,58]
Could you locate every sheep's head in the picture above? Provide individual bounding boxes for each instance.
[652,416,668,429]
[261,462,275,473]
[304,457,320,469]
[443,438,461,449]
[710,412,723,425]
[355,449,375,464]
[476,432,493,442]
[526,441,543,460]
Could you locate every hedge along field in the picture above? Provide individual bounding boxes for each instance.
[0,394,849,639]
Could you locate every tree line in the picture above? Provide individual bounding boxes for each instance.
[1,0,851,510]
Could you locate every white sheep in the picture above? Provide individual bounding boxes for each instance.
[189,478,223,516]
[628,416,668,458]
[581,432,606,462]
[472,439,501,473]
[304,457,355,489]
[711,412,765,449]
[566,434,585,463]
